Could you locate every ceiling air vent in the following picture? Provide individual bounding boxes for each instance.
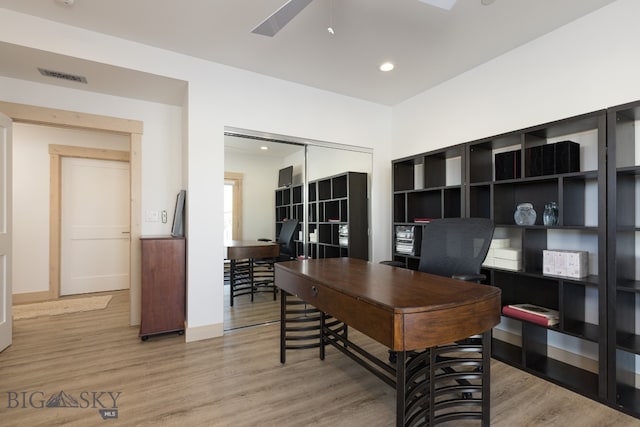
[38,67,88,84]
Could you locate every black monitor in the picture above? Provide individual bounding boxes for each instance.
[171,190,186,237]
[278,165,293,188]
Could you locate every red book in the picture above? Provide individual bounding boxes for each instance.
[413,218,432,223]
[502,305,559,327]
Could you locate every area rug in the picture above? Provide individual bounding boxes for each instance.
[12,295,112,320]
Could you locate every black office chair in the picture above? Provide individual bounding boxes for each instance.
[275,218,299,261]
[250,218,300,302]
[418,217,494,281]
[403,217,495,424]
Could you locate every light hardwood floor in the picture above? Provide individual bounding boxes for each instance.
[2,291,639,426]
[223,284,280,330]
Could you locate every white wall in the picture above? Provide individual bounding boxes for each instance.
[224,150,281,241]
[0,9,392,340]
[306,146,372,182]
[392,0,640,158]
[391,0,640,371]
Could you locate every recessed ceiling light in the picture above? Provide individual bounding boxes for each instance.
[260,146,268,150]
[380,62,395,72]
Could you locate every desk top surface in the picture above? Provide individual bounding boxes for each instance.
[277,258,500,314]
[275,258,501,350]
[225,240,278,248]
[225,240,279,260]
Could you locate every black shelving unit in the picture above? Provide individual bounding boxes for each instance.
[308,171,368,260]
[276,172,368,261]
[275,183,303,257]
[607,100,640,417]
[469,110,608,402]
[390,106,640,417]
[391,145,465,269]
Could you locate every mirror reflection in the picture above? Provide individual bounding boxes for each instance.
[223,133,372,330]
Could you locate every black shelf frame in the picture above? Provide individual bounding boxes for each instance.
[391,105,640,416]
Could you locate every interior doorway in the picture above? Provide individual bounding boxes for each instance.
[1,101,143,326]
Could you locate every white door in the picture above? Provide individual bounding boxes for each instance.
[0,113,12,352]
[61,157,130,296]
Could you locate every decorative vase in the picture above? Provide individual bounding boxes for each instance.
[514,203,536,225]
[543,201,559,226]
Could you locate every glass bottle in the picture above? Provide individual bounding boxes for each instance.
[543,201,559,226]
[514,203,536,225]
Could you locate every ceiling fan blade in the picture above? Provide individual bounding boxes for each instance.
[418,0,457,11]
[252,0,314,37]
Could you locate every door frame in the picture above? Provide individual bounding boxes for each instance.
[52,145,130,297]
[0,101,143,326]
[224,172,243,240]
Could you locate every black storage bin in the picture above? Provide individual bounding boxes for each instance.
[495,149,521,181]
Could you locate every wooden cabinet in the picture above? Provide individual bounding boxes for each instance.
[139,236,185,340]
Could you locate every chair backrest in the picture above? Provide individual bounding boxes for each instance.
[418,218,494,278]
[277,219,299,258]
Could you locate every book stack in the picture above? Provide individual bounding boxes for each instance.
[482,238,521,271]
[395,225,420,256]
[502,304,559,327]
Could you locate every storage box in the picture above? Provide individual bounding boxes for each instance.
[525,141,580,177]
[495,149,521,181]
[493,248,521,261]
[489,238,511,249]
[525,146,543,177]
[483,247,522,271]
[543,249,588,278]
[554,140,580,174]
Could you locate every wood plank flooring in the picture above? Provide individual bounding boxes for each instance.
[223,284,280,330]
[1,290,639,426]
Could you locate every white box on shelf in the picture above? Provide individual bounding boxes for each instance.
[493,248,521,261]
[482,257,494,268]
[543,249,588,278]
[490,238,511,249]
[483,247,521,271]
[493,258,521,271]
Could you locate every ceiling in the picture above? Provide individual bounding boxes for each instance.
[0,0,617,106]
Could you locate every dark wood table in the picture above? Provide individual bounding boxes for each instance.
[275,258,501,426]
[225,240,280,306]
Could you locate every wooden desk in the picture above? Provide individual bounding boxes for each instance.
[225,240,280,260]
[225,240,280,306]
[275,258,501,426]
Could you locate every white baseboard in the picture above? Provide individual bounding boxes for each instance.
[184,321,223,343]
